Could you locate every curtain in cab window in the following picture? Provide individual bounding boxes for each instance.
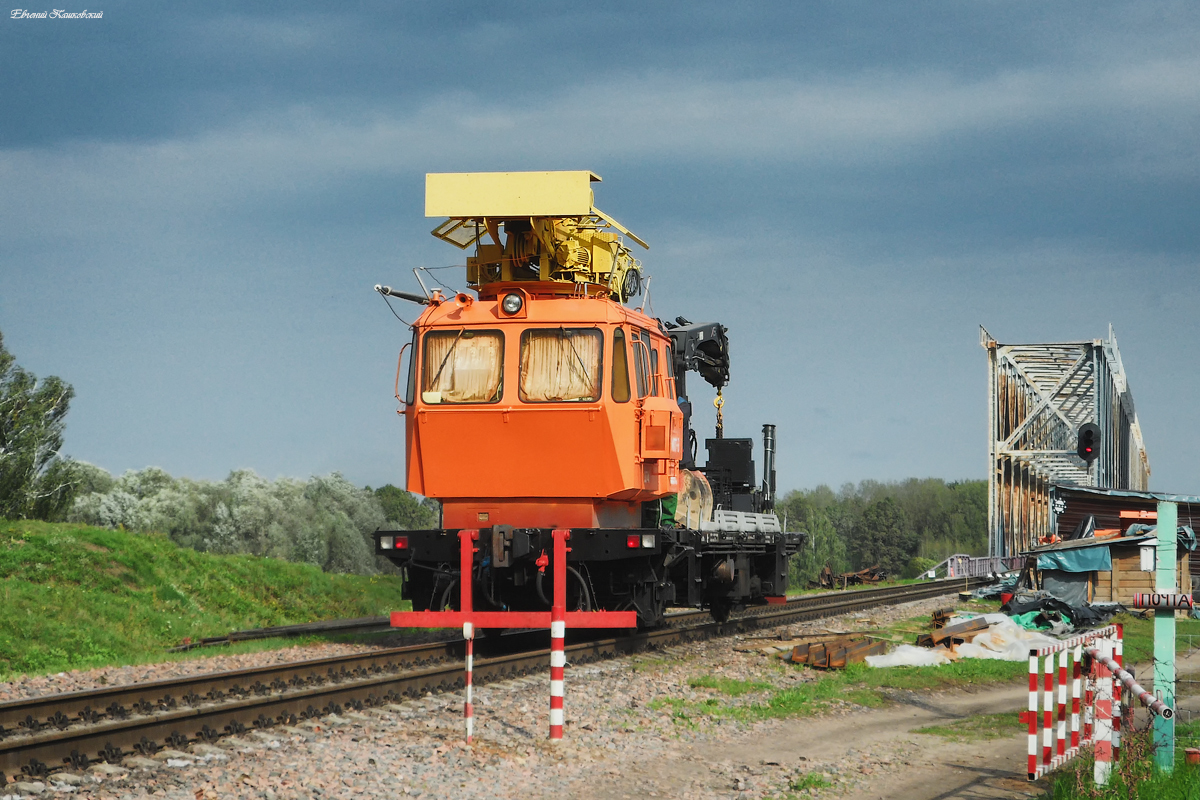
[520,329,603,402]
[423,330,503,403]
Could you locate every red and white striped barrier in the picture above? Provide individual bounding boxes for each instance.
[1026,625,1118,781]
[1025,623,1174,783]
[390,528,636,744]
[1084,643,1173,720]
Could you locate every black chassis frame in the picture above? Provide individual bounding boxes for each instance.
[374,527,805,627]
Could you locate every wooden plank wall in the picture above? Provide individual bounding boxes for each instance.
[1089,554,1190,604]
[1087,551,1189,604]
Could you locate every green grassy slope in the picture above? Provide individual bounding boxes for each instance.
[0,520,407,678]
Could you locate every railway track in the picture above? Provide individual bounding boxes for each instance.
[0,577,988,785]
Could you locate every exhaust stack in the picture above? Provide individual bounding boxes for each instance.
[761,423,777,510]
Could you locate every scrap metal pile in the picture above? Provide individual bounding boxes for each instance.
[788,635,887,668]
[809,564,889,590]
[913,609,988,650]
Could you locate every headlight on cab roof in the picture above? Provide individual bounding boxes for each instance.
[501,293,523,315]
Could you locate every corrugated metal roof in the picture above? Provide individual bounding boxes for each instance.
[1054,485,1200,505]
[1026,534,1153,554]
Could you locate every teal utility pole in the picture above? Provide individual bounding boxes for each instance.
[1154,501,1177,771]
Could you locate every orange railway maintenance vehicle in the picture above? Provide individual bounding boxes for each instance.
[373,171,803,626]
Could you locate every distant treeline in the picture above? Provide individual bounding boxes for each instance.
[64,464,438,575]
[777,478,987,589]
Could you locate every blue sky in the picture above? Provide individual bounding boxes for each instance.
[2,2,1198,495]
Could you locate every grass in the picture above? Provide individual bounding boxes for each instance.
[687,675,772,696]
[1110,612,1200,664]
[791,577,931,596]
[1042,725,1200,799]
[1178,717,1200,749]
[913,712,1027,742]
[0,519,408,679]
[651,630,1029,728]
[789,772,832,791]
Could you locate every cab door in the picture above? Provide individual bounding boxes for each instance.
[633,329,683,496]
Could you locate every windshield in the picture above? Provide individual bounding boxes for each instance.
[519,328,603,402]
[422,329,504,404]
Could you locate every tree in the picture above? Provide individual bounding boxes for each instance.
[0,330,78,519]
[847,496,917,575]
[372,484,439,530]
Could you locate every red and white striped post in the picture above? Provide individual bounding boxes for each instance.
[457,531,478,744]
[1042,654,1054,768]
[1056,649,1068,757]
[549,528,568,741]
[1070,644,1082,750]
[1027,651,1039,780]
[1083,657,1094,743]
[464,621,475,743]
[1112,624,1123,761]
[1093,639,1114,786]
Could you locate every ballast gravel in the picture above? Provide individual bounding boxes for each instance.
[1,596,964,799]
[0,642,415,705]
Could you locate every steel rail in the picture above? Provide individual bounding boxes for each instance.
[0,577,986,784]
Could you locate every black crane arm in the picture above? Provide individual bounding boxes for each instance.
[665,318,730,469]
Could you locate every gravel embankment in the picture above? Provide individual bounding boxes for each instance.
[0,643,391,705]
[2,596,963,800]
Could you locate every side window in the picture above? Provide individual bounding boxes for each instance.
[638,329,657,396]
[519,328,604,402]
[612,328,631,403]
[422,329,504,404]
[663,344,674,398]
[632,329,649,399]
[650,345,660,396]
[405,330,418,405]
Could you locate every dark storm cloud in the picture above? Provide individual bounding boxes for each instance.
[1,1,1198,491]
[5,1,1197,145]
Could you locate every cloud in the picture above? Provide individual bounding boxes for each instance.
[4,53,1198,247]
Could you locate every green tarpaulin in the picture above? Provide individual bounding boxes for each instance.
[1036,546,1111,573]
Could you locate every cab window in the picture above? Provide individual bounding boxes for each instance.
[650,345,660,396]
[405,330,418,404]
[632,329,649,399]
[519,328,603,402]
[663,344,675,398]
[612,328,631,403]
[422,329,504,404]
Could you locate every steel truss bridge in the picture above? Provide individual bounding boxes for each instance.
[981,325,1150,558]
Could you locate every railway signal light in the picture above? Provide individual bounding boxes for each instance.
[1077,423,1101,463]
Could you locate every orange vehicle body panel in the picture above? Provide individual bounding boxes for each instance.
[402,284,682,529]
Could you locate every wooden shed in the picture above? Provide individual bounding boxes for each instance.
[1048,485,1200,596]
[1028,536,1188,605]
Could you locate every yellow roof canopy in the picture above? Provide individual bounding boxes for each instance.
[425,171,601,219]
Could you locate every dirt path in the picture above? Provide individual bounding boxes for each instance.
[576,645,1200,800]
[572,683,1047,799]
